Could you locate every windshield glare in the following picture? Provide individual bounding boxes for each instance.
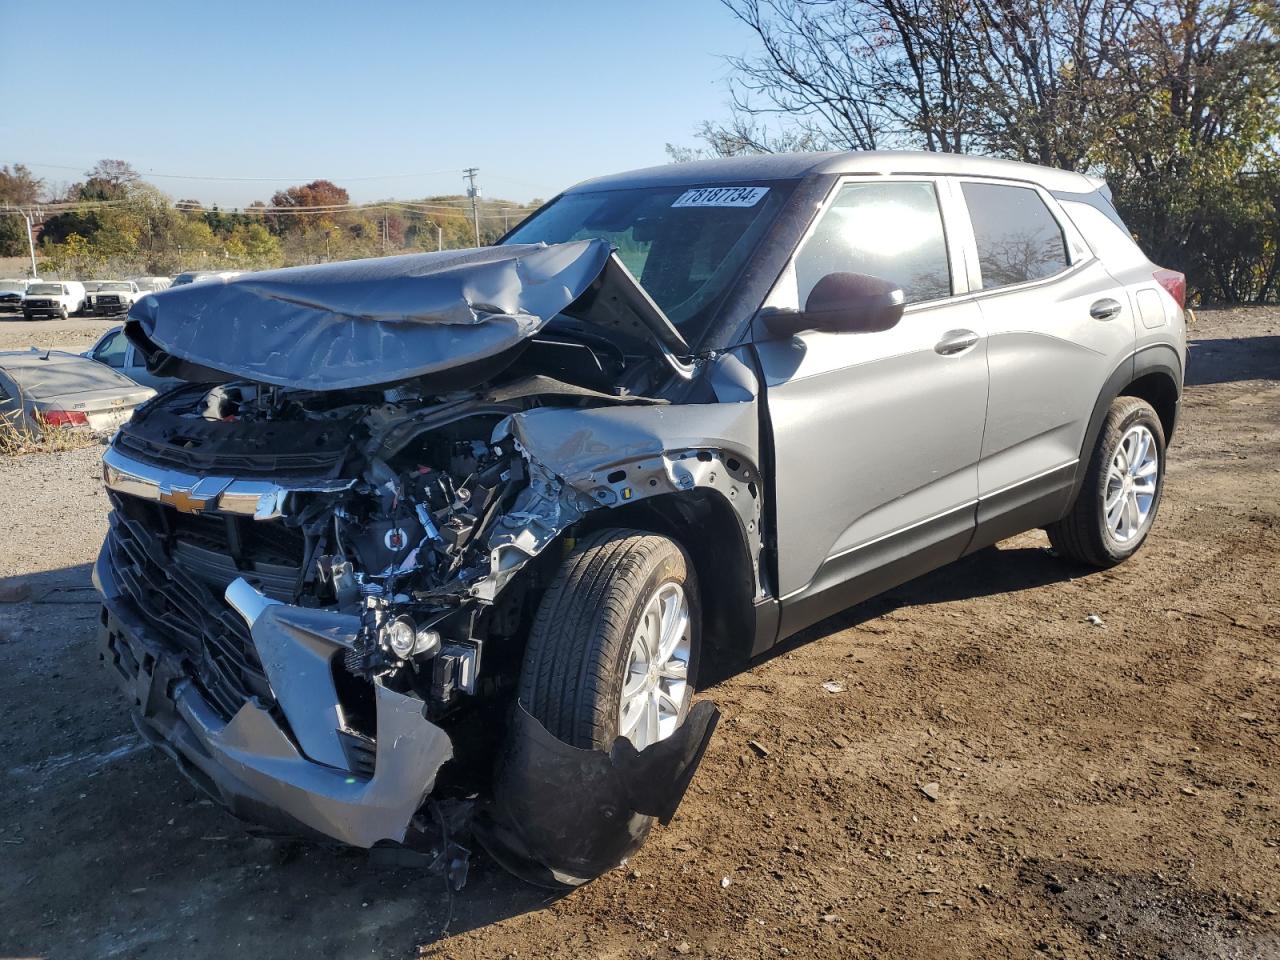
[100,282,132,292]
[28,284,62,295]
[504,181,793,345]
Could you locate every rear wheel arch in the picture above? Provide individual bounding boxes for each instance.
[1069,345,1182,508]
[1121,369,1180,443]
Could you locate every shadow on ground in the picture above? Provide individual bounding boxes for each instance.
[0,564,559,960]
[1187,335,1280,386]
[703,540,1082,684]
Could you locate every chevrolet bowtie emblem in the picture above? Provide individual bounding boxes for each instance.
[158,485,213,514]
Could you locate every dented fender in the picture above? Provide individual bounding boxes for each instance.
[476,396,766,601]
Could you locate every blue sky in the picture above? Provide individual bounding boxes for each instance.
[3,0,757,208]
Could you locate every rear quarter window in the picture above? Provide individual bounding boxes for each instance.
[1059,200,1150,270]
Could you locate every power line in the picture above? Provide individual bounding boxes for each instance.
[16,161,463,183]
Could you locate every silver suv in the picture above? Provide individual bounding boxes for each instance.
[94,152,1185,885]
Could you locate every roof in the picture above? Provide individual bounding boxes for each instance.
[0,349,92,369]
[0,349,139,397]
[565,150,1101,195]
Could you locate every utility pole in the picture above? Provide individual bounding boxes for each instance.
[2,209,40,277]
[22,210,37,278]
[463,167,481,247]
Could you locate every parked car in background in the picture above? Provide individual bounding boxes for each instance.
[21,280,86,320]
[131,276,173,293]
[0,349,154,432]
[84,325,181,390]
[85,281,147,317]
[0,279,28,313]
[171,270,242,286]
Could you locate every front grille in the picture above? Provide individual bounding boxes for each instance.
[25,299,54,308]
[99,295,123,307]
[106,491,306,721]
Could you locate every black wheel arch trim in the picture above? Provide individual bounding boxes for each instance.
[1068,343,1183,508]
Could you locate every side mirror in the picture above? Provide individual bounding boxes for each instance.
[762,272,905,338]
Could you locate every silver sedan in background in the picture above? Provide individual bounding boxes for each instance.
[0,349,155,432]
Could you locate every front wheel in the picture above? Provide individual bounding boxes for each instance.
[518,528,699,752]
[1047,396,1166,567]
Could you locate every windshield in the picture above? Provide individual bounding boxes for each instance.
[504,181,794,344]
[134,279,166,291]
[28,284,63,295]
[99,282,133,292]
[0,282,25,293]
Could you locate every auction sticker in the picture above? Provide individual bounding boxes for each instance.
[672,186,769,208]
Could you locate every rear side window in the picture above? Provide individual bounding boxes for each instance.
[795,180,952,306]
[93,331,128,369]
[962,182,1069,289]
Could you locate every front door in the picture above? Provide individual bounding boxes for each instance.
[754,177,990,636]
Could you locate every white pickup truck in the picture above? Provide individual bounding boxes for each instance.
[21,280,86,320]
[84,280,147,317]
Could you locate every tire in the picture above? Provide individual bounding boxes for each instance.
[1047,396,1166,567]
[518,528,700,751]
[58,307,68,321]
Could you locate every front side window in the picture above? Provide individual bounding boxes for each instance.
[793,180,952,307]
[962,182,1069,289]
[504,181,794,345]
[93,331,127,368]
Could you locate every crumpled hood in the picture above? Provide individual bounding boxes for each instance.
[125,240,617,391]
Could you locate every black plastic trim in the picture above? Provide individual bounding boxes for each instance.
[775,505,975,642]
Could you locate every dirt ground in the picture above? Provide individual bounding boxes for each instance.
[0,308,1276,960]
[0,314,120,354]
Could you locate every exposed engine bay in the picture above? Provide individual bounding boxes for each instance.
[107,331,666,716]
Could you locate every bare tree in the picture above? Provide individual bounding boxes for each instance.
[712,0,1145,168]
[717,0,978,152]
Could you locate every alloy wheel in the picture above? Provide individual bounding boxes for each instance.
[618,581,691,750]
[1105,424,1159,542]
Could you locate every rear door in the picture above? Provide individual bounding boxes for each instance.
[955,179,1138,541]
[754,176,990,635]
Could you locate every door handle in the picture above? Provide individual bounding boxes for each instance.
[1090,298,1122,320]
[934,329,981,356]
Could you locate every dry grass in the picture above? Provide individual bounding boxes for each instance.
[0,409,102,457]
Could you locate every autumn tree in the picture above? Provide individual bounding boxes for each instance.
[0,164,44,256]
[689,0,1280,302]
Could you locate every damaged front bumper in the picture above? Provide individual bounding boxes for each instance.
[94,545,452,848]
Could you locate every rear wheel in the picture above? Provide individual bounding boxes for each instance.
[518,528,699,751]
[1047,396,1166,567]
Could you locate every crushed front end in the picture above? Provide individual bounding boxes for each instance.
[93,240,740,876]
[94,374,591,847]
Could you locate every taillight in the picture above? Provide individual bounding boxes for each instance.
[41,409,89,428]
[1153,268,1186,309]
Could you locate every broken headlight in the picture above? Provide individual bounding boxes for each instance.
[381,614,442,661]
